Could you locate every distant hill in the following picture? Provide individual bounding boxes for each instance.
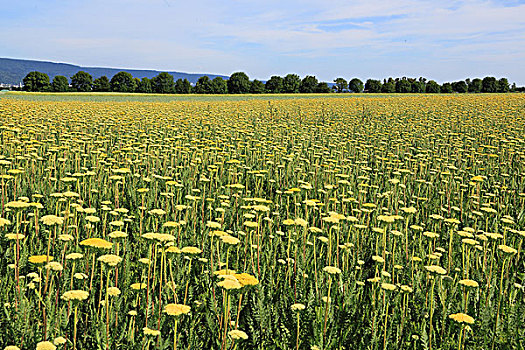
[0,58,229,85]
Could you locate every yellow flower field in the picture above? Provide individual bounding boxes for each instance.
[0,93,524,349]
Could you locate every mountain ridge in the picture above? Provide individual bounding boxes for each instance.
[0,57,229,85]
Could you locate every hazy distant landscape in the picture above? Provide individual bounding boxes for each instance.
[0,57,228,86]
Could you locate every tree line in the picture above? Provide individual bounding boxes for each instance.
[20,70,521,94]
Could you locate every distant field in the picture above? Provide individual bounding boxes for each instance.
[1,91,420,102]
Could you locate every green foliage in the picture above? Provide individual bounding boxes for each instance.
[381,80,395,93]
[349,78,364,93]
[468,78,482,93]
[93,76,110,92]
[152,72,175,94]
[174,78,192,94]
[299,75,319,93]
[334,78,348,93]
[227,72,251,94]
[265,76,284,93]
[365,79,382,93]
[283,74,301,93]
[250,79,266,94]
[315,82,331,93]
[441,82,453,93]
[51,75,69,92]
[452,81,468,93]
[210,77,227,94]
[136,77,152,93]
[23,71,50,92]
[497,78,510,93]
[395,79,412,93]
[71,71,93,92]
[482,77,498,93]
[110,71,136,93]
[195,76,212,94]
[426,80,440,93]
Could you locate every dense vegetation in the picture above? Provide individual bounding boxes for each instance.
[18,70,521,94]
[0,94,524,350]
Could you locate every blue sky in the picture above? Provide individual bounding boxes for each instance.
[1,0,524,84]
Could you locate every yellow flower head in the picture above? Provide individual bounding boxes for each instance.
[164,303,191,316]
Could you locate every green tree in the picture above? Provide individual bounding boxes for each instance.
[93,76,110,92]
[395,79,411,93]
[195,76,212,94]
[425,80,440,93]
[152,72,175,93]
[333,78,348,93]
[174,78,192,94]
[227,72,250,94]
[348,78,364,93]
[365,79,382,93]
[51,75,69,92]
[71,71,93,92]
[137,78,152,93]
[315,82,331,93]
[265,76,283,93]
[381,81,395,93]
[110,71,136,92]
[481,77,498,93]
[23,71,50,92]
[452,81,467,93]
[210,77,228,94]
[497,78,510,93]
[468,78,482,93]
[250,79,266,94]
[282,74,301,93]
[441,82,453,93]
[411,81,426,93]
[299,75,319,93]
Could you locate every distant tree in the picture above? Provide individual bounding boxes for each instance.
[265,76,283,93]
[452,81,467,93]
[315,82,331,93]
[441,82,453,93]
[51,75,69,92]
[481,77,498,93]
[365,79,382,93]
[152,72,175,93]
[410,81,425,93]
[136,78,152,93]
[395,79,411,93]
[468,78,482,93]
[133,78,141,91]
[71,71,93,92]
[250,79,266,94]
[381,81,395,93]
[510,82,517,92]
[299,75,319,93]
[282,74,301,93]
[110,71,136,92]
[210,77,227,94]
[93,76,110,92]
[497,78,510,93]
[227,72,250,94]
[348,78,364,93]
[333,78,348,93]
[425,80,440,93]
[195,76,212,94]
[174,78,192,94]
[23,71,50,92]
